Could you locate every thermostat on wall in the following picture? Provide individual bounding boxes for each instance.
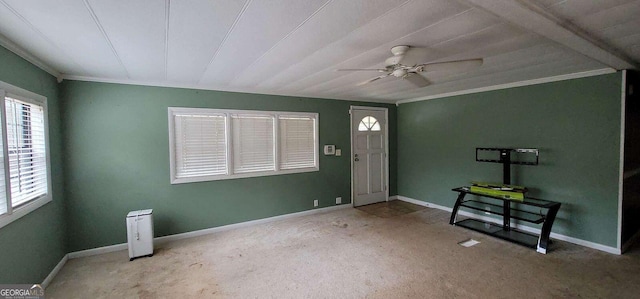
[324,145,335,155]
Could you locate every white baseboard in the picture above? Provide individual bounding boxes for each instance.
[394,195,621,255]
[68,204,352,259]
[394,195,453,212]
[622,229,640,253]
[67,243,128,259]
[155,204,350,245]
[42,254,68,289]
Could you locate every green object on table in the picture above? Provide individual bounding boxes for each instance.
[469,185,525,200]
[470,181,526,191]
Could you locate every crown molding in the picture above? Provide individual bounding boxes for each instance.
[396,68,617,105]
[0,33,59,78]
[61,74,394,104]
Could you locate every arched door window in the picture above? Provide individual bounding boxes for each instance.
[358,116,381,132]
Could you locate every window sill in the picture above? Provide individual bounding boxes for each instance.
[171,166,320,184]
[0,195,52,229]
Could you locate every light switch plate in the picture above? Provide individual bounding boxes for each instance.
[335,149,341,156]
[323,145,335,155]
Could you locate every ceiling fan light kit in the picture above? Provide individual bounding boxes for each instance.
[337,45,483,88]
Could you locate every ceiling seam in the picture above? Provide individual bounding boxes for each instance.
[164,0,170,80]
[0,0,88,76]
[598,18,640,35]
[461,0,637,69]
[276,8,477,92]
[197,0,253,84]
[555,0,637,26]
[82,0,131,79]
[516,0,639,68]
[426,22,507,49]
[226,0,335,85]
[250,0,418,89]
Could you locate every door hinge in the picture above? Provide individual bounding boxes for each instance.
[384,185,387,191]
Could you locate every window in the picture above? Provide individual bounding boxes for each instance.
[173,113,227,178]
[169,108,318,184]
[358,116,381,131]
[232,114,275,173]
[279,116,316,169]
[0,83,51,229]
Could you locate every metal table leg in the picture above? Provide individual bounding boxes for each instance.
[503,201,511,230]
[537,203,561,254]
[449,192,467,225]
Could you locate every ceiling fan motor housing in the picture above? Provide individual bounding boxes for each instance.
[390,45,410,56]
[392,69,408,78]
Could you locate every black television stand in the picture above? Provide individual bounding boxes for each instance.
[450,187,561,254]
[449,148,561,254]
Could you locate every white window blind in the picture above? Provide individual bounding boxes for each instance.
[169,107,317,184]
[0,85,51,229]
[279,116,316,170]
[5,97,47,208]
[174,114,227,178]
[232,114,274,173]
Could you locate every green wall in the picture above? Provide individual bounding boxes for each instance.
[60,81,397,252]
[0,48,66,282]
[398,73,623,247]
[0,40,625,282]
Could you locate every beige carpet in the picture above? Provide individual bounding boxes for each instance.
[47,202,640,298]
[356,200,426,218]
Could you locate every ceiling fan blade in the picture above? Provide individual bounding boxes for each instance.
[385,55,403,67]
[336,68,387,72]
[404,73,431,88]
[419,58,483,73]
[398,47,431,66]
[356,74,389,86]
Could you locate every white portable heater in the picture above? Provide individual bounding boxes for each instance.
[126,209,154,261]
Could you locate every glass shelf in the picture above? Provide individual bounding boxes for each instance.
[459,200,545,224]
[454,218,539,249]
[452,187,559,208]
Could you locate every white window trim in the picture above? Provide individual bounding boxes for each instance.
[168,107,319,184]
[0,81,52,229]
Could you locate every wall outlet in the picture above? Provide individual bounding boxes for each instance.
[314,199,318,207]
[336,197,342,204]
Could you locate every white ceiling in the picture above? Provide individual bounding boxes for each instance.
[0,0,637,103]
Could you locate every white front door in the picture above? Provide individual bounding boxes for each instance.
[351,107,388,207]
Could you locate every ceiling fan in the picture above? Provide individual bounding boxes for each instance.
[337,45,483,87]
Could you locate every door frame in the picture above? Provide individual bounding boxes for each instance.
[350,105,389,207]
